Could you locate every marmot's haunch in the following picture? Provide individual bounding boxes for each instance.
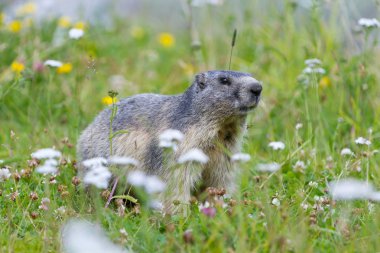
[77,70,262,210]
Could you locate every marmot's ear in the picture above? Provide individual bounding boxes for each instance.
[195,73,206,90]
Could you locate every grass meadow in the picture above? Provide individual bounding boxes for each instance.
[1,1,380,252]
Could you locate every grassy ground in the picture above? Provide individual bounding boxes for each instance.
[1,1,380,252]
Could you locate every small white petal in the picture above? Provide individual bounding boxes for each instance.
[82,157,108,168]
[295,123,303,130]
[83,166,112,189]
[127,170,146,187]
[44,60,63,67]
[358,18,380,28]
[69,28,84,39]
[340,148,354,156]
[268,141,285,150]
[31,148,62,159]
[178,148,209,164]
[305,58,322,66]
[328,178,375,200]
[36,163,58,175]
[231,153,251,162]
[257,162,281,172]
[0,168,11,182]
[355,137,371,146]
[144,176,166,194]
[271,198,280,207]
[62,219,128,253]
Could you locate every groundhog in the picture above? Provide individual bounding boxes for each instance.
[77,70,262,210]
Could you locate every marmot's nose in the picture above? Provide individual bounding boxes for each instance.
[249,82,262,96]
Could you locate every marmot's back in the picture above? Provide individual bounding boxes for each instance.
[77,93,176,162]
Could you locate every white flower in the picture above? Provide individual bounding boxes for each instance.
[82,157,108,168]
[159,129,184,150]
[355,137,371,146]
[149,200,163,210]
[302,67,326,74]
[0,168,11,182]
[31,148,61,159]
[231,153,251,162]
[127,171,166,195]
[295,123,303,130]
[308,181,318,188]
[191,0,223,7]
[293,160,306,170]
[44,60,63,67]
[328,178,380,200]
[268,141,285,150]
[61,219,128,253]
[178,148,209,164]
[127,170,146,187]
[340,148,354,156]
[69,28,84,39]
[108,156,139,166]
[300,203,308,210]
[144,176,166,194]
[358,18,380,28]
[271,198,280,207]
[83,165,112,189]
[304,58,322,67]
[257,162,281,172]
[36,158,59,175]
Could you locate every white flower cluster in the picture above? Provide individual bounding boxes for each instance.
[231,153,251,163]
[178,148,209,164]
[355,137,371,146]
[257,162,281,172]
[31,148,62,175]
[44,60,63,67]
[340,148,354,156]
[62,219,128,253]
[268,141,285,150]
[298,58,326,86]
[159,129,184,151]
[69,28,84,39]
[358,18,380,28]
[127,170,166,195]
[191,0,223,7]
[0,168,11,182]
[328,178,380,201]
[302,58,326,75]
[82,157,112,189]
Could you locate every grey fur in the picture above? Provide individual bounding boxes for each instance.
[77,70,262,212]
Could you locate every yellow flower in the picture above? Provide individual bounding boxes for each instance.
[74,21,86,30]
[131,26,145,39]
[58,16,71,28]
[102,96,118,105]
[319,76,331,88]
[158,33,175,48]
[57,63,72,74]
[11,61,25,73]
[8,20,22,33]
[16,2,37,15]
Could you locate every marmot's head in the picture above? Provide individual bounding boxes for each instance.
[189,70,262,118]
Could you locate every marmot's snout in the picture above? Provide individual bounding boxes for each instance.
[238,77,262,113]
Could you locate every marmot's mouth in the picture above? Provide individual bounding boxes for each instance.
[239,104,257,113]
[239,97,260,113]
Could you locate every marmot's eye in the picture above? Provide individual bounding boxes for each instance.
[219,77,230,85]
